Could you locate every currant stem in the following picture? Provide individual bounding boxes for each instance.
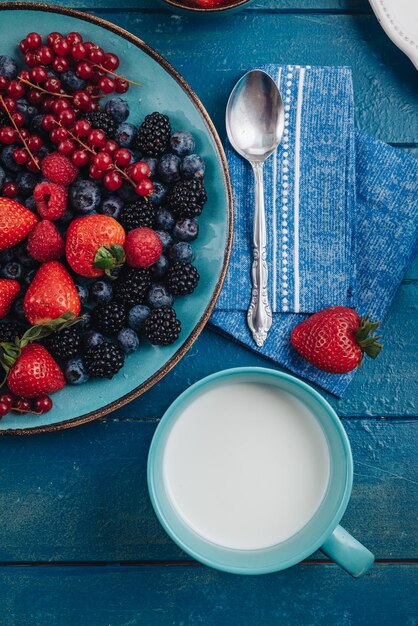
[0,94,40,170]
[18,77,74,99]
[91,63,142,88]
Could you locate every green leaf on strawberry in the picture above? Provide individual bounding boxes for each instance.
[94,244,126,279]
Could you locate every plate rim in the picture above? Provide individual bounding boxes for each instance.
[0,1,233,436]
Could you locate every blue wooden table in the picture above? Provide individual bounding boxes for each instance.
[0,1,417,624]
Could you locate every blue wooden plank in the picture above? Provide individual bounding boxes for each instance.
[0,564,416,626]
[0,419,415,562]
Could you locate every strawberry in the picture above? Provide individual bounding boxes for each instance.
[24,261,81,325]
[0,198,38,251]
[41,152,78,186]
[33,181,67,220]
[0,279,20,319]
[66,214,126,278]
[290,306,382,374]
[125,227,162,268]
[27,220,65,262]
[6,344,65,398]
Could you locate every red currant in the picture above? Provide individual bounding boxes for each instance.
[26,32,42,50]
[14,398,32,413]
[30,66,48,83]
[7,80,25,99]
[42,114,57,131]
[103,170,123,191]
[44,77,61,93]
[13,148,29,164]
[105,140,118,155]
[24,52,38,68]
[88,129,106,148]
[98,76,115,94]
[52,56,70,73]
[131,161,151,182]
[0,126,17,145]
[28,89,43,105]
[52,37,70,56]
[114,148,131,167]
[0,401,10,418]
[115,78,129,94]
[18,70,30,82]
[66,32,83,46]
[27,135,43,151]
[19,129,30,141]
[11,112,25,128]
[19,39,29,54]
[93,151,112,170]
[72,149,90,167]
[73,90,92,111]
[0,76,8,91]
[88,47,104,64]
[135,179,154,197]
[73,119,91,137]
[58,138,76,155]
[2,181,19,197]
[103,52,120,71]
[84,42,95,54]
[26,155,41,172]
[89,164,104,179]
[3,97,17,113]
[47,32,63,47]
[0,393,15,410]
[41,97,57,113]
[58,108,75,127]
[37,46,54,65]
[50,127,66,143]
[52,99,71,114]
[71,42,86,60]
[33,395,53,414]
[76,61,93,80]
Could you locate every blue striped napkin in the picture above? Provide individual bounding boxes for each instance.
[210,66,418,397]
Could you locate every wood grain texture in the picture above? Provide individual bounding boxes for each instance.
[0,419,415,562]
[1,564,417,626]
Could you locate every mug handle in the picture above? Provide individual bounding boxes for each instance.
[320,525,375,578]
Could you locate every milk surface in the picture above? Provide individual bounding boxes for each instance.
[163,382,330,550]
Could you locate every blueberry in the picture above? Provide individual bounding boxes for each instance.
[13,297,26,322]
[30,114,48,138]
[156,230,173,252]
[70,180,101,213]
[173,218,199,241]
[65,357,90,385]
[56,209,74,229]
[151,254,169,280]
[154,208,174,231]
[0,248,15,264]
[0,55,18,80]
[128,304,150,333]
[147,283,174,309]
[25,196,36,211]
[141,157,158,178]
[181,154,205,180]
[16,172,38,197]
[158,154,181,184]
[0,166,5,189]
[16,243,36,267]
[90,280,113,304]
[23,267,37,286]
[118,182,138,202]
[170,131,195,157]
[61,70,86,92]
[1,145,22,172]
[169,241,194,263]
[75,283,89,305]
[148,181,167,206]
[1,261,22,280]
[105,97,129,124]
[101,195,124,219]
[114,123,136,148]
[83,330,105,349]
[16,99,38,124]
[117,328,140,354]
[79,311,92,330]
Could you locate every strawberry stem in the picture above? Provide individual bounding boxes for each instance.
[354,316,383,361]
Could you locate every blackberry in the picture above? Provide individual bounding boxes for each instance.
[84,342,125,379]
[43,326,81,361]
[93,301,128,335]
[0,321,22,343]
[134,112,171,157]
[113,266,151,306]
[85,110,116,137]
[144,306,181,346]
[118,198,155,231]
[167,179,207,218]
[166,261,199,296]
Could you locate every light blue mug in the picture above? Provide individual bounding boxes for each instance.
[147,367,374,577]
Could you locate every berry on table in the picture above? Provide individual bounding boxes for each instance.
[43,325,81,361]
[125,227,163,268]
[127,304,150,334]
[155,230,173,252]
[113,266,151,306]
[90,279,113,304]
[134,112,171,157]
[0,197,39,251]
[33,181,67,220]
[14,398,32,413]
[105,97,129,124]
[147,283,173,309]
[157,153,181,184]
[0,278,21,318]
[169,241,194,263]
[149,181,167,206]
[33,395,53,413]
[83,330,105,350]
[41,152,78,185]
[117,327,140,354]
[181,154,205,179]
[166,261,199,296]
[84,342,125,379]
[0,55,18,80]
[0,321,22,342]
[170,131,195,156]
[144,306,181,346]
[27,220,65,262]
[118,198,156,231]
[93,300,128,335]
[167,179,207,218]
[7,343,65,399]
[155,208,174,231]
[172,218,199,242]
[74,283,89,305]
[1,261,22,280]
[65,357,90,385]
[113,122,136,148]
[69,180,101,213]
[85,109,116,137]
[101,195,124,219]
[151,254,169,280]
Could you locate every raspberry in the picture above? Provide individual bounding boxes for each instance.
[27,220,65,262]
[125,227,163,268]
[41,152,78,185]
[33,181,68,220]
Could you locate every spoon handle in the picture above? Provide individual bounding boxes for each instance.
[247,161,272,347]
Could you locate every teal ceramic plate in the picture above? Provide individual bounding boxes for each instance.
[0,3,232,435]
[159,0,254,16]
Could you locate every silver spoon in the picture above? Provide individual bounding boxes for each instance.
[226,70,284,347]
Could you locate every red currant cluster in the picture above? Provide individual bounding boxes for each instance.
[0,392,53,418]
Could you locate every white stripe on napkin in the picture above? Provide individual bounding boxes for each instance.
[293,67,306,313]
